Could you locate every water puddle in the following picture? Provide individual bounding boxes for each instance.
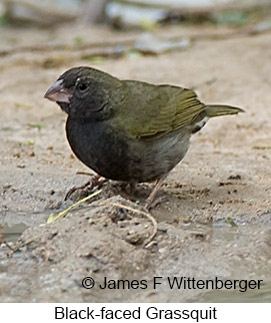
[193,281,271,302]
[1,222,29,243]
[0,211,43,275]
[0,209,49,244]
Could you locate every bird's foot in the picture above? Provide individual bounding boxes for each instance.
[144,197,153,210]
[144,195,168,210]
[144,177,166,210]
[64,174,107,201]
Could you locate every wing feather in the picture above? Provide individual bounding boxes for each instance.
[120,81,205,139]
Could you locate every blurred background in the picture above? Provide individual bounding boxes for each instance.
[1,0,271,57]
[1,0,271,27]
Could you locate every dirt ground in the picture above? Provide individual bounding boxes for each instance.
[0,22,271,302]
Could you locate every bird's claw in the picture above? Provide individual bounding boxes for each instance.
[145,195,168,210]
[64,175,106,201]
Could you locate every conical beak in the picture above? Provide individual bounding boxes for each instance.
[44,79,72,103]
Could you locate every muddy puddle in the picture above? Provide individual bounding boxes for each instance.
[196,282,271,302]
[2,222,28,243]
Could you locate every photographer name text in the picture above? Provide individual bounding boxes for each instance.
[82,276,263,293]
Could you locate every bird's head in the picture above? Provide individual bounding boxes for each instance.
[44,66,119,121]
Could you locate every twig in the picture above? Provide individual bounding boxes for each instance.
[112,202,158,247]
[3,241,15,252]
[47,189,102,224]
[0,39,134,56]
[8,237,36,256]
[76,171,95,176]
[0,22,270,61]
[1,25,269,60]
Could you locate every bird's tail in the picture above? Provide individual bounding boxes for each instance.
[205,105,244,118]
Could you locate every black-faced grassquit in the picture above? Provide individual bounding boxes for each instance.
[45,66,244,207]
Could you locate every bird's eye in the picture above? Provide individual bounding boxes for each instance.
[78,82,88,92]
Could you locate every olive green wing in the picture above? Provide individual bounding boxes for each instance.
[122,81,206,140]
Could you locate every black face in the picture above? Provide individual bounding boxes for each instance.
[45,66,118,121]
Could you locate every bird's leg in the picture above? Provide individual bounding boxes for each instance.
[144,175,167,209]
[128,182,136,195]
[64,174,107,201]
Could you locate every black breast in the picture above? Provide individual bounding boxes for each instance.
[66,117,135,181]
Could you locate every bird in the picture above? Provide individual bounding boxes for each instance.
[44,66,244,208]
